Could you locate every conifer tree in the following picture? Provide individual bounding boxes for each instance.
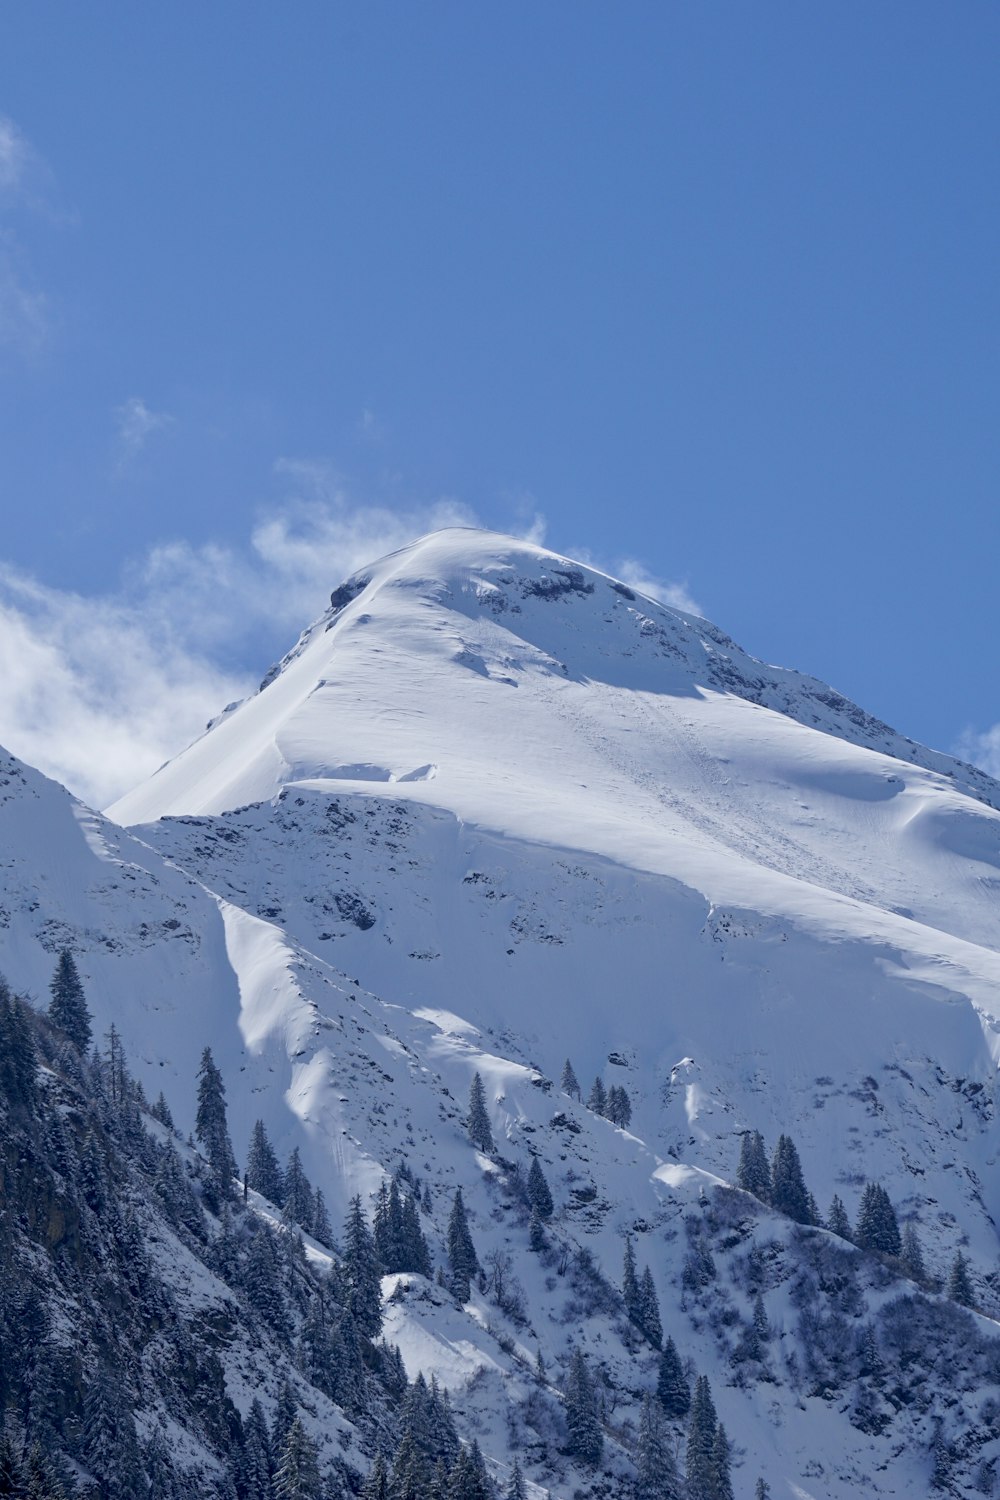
[246,1119,284,1204]
[527,1157,554,1219]
[564,1347,603,1465]
[587,1076,607,1116]
[755,1482,771,1500]
[947,1250,974,1307]
[656,1336,691,1418]
[282,1147,315,1228]
[275,1416,321,1499]
[561,1059,581,1100]
[195,1047,237,1194]
[736,1130,771,1201]
[607,1084,632,1127]
[623,1236,641,1324]
[447,1188,479,1303]
[0,985,38,1110]
[639,1266,663,1349]
[827,1194,852,1241]
[770,1135,810,1223]
[150,1091,174,1131]
[684,1375,718,1500]
[855,1183,901,1257]
[446,1440,492,1500]
[712,1424,734,1500]
[528,1208,546,1253]
[401,1190,433,1276]
[361,1454,389,1500]
[506,1459,528,1500]
[467,1072,495,1154]
[901,1221,926,1282]
[343,1195,383,1336]
[312,1189,332,1247]
[634,1395,681,1500]
[49,950,92,1053]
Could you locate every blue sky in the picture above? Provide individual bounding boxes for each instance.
[1,3,998,806]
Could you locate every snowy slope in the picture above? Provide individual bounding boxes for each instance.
[9,529,1000,1495]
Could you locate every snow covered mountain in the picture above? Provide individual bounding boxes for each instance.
[7,527,1000,1496]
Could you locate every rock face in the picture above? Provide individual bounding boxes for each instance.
[6,528,1000,1495]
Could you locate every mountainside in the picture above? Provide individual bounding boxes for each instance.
[6,528,1000,1497]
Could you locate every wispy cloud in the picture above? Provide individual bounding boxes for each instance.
[568,544,703,617]
[954,724,1000,780]
[114,396,173,469]
[0,116,32,193]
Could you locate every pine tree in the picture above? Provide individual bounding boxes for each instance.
[827,1194,852,1240]
[275,1417,321,1499]
[282,1147,315,1228]
[528,1208,546,1253]
[561,1059,581,1100]
[855,1183,901,1257]
[607,1084,632,1128]
[246,1119,284,1204]
[446,1440,493,1500]
[467,1073,495,1154]
[634,1395,681,1499]
[48,950,92,1052]
[623,1234,641,1324]
[684,1375,718,1500]
[736,1130,771,1201]
[447,1189,479,1303]
[244,1399,273,1500]
[195,1047,237,1194]
[755,1483,771,1500]
[947,1250,974,1307]
[361,1454,389,1500]
[312,1189,332,1247]
[656,1336,690,1417]
[0,986,38,1110]
[770,1135,810,1223]
[103,1022,128,1107]
[506,1459,528,1500]
[638,1266,663,1349]
[150,1090,174,1131]
[901,1221,926,1282]
[400,1190,432,1276]
[527,1157,554,1219]
[712,1423,734,1500]
[564,1347,603,1465]
[244,1225,290,1335]
[343,1195,383,1336]
[587,1076,607,1115]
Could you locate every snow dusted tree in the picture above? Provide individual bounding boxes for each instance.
[528,1207,546,1253]
[446,1440,493,1499]
[401,1189,433,1276]
[246,1119,284,1203]
[948,1250,974,1307]
[275,1416,321,1499]
[282,1146,315,1228]
[467,1072,495,1154]
[49,950,92,1053]
[755,1482,771,1500]
[639,1266,663,1349]
[565,1347,603,1465]
[0,985,38,1111]
[634,1395,681,1500]
[312,1189,332,1247]
[506,1459,528,1500]
[150,1090,174,1131]
[561,1058,581,1099]
[83,1365,142,1500]
[855,1183,901,1257]
[195,1047,237,1194]
[827,1194,852,1241]
[607,1084,632,1128]
[657,1336,690,1417]
[770,1134,810,1223]
[343,1195,383,1336]
[737,1130,771,1201]
[684,1375,718,1500]
[900,1220,926,1282]
[712,1423,734,1500]
[447,1188,479,1302]
[623,1236,641,1324]
[527,1156,553,1218]
[587,1076,608,1116]
[361,1453,389,1499]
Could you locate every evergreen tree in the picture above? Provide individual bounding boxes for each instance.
[736,1130,771,1201]
[770,1135,810,1223]
[638,1266,663,1349]
[390,1431,434,1500]
[446,1440,493,1500]
[244,1224,290,1335]
[343,1195,383,1337]
[564,1347,603,1465]
[195,1047,237,1194]
[561,1059,581,1100]
[275,1417,321,1500]
[634,1395,681,1500]
[901,1221,926,1282]
[447,1189,479,1303]
[150,1091,174,1131]
[48,950,92,1052]
[0,985,38,1111]
[712,1424,734,1500]
[755,1483,771,1500]
[684,1376,718,1500]
[467,1073,495,1154]
[103,1022,128,1107]
[246,1120,284,1204]
[607,1084,632,1128]
[83,1365,142,1500]
[244,1400,273,1500]
[282,1147,315,1228]
[528,1208,546,1253]
[827,1194,852,1241]
[622,1236,641,1324]
[526,1157,553,1219]
[360,1454,389,1500]
[855,1183,901,1257]
[587,1077,607,1116]
[656,1337,691,1418]
[947,1250,974,1307]
[400,1190,432,1276]
[312,1189,333,1247]
[505,1459,528,1500]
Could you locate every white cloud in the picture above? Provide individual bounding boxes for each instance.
[567,545,703,617]
[114,396,173,468]
[0,116,31,194]
[954,724,1000,780]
